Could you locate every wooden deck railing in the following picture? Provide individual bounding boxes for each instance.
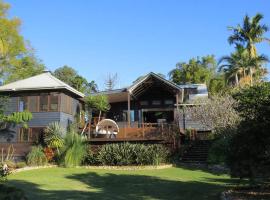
[89,122,179,141]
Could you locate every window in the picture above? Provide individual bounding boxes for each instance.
[28,96,38,112]
[50,93,59,111]
[164,99,174,105]
[139,101,148,106]
[18,96,28,111]
[19,128,30,142]
[152,100,161,105]
[40,93,48,111]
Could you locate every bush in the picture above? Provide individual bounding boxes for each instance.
[60,131,87,167]
[0,163,10,181]
[85,143,169,166]
[44,122,65,155]
[26,146,47,166]
[16,162,27,169]
[208,136,231,165]
[83,149,100,165]
[227,83,270,182]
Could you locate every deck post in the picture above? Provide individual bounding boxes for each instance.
[127,92,131,127]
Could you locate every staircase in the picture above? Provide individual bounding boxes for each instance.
[181,140,212,164]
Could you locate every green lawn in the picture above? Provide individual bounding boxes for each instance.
[7,166,236,200]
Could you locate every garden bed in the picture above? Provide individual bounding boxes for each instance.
[81,164,173,170]
[221,186,270,200]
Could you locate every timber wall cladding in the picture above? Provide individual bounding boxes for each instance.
[0,143,32,157]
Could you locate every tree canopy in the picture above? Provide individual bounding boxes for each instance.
[0,0,45,84]
[168,55,216,85]
[53,65,98,94]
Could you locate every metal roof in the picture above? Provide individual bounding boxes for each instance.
[0,72,85,98]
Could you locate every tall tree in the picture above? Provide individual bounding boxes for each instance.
[219,45,268,86]
[0,0,44,83]
[168,55,216,84]
[228,13,269,84]
[54,65,77,86]
[54,65,98,94]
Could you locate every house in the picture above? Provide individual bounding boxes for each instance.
[93,72,208,141]
[0,71,85,155]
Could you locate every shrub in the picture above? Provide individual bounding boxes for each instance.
[26,146,47,166]
[0,163,10,181]
[208,136,231,165]
[44,122,65,154]
[44,147,54,162]
[83,149,100,165]
[60,131,87,167]
[226,83,270,182]
[87,143,169,166]
[16,162,27,169]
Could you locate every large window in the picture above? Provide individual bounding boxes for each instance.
[18,92,62,112]
[39,93,48,111]
[50,93,59,111]
[18,96,28,112]
[28,96,38,112]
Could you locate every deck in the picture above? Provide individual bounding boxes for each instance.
[85,121,179,141]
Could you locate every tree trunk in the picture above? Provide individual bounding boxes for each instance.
[235,73,239,86]
[98,110,102,122]
[250,68,253,86]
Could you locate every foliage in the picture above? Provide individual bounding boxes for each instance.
[186,95,240,134]
[4,53,45,83]
[208,74,226,95]
[227,83,270,181]
[0,96,33,127]
[85,95,110,113]
[219,45,268,86]
[44,122,65,154]
[26,146,47,166]
[86,143,169,166]
[2,110,33,128]
[228,13,269,85]
[228,13,269,58]
[168,55,216,85]
[54,65,98,94]
[0,163,10,181]
[0,0,45,83]
[15,161,27,169]
[44,147,54,162]
[207,136,231,165]
[60,130,87,167]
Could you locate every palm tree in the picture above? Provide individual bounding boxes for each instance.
[219,45,268,86]
[228,13,270,85]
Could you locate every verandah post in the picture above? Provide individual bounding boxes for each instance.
[127,92,131,128]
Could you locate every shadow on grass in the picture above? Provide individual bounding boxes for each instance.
[7,171,236,200]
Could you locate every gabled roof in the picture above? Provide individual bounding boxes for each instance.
[127,72,181,93]
[0,72,85,98]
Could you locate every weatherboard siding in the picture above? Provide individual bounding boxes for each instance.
[27,112,61,127]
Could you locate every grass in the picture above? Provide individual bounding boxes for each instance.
[5,166,239,200]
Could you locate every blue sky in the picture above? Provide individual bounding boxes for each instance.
[8,0,270,90]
